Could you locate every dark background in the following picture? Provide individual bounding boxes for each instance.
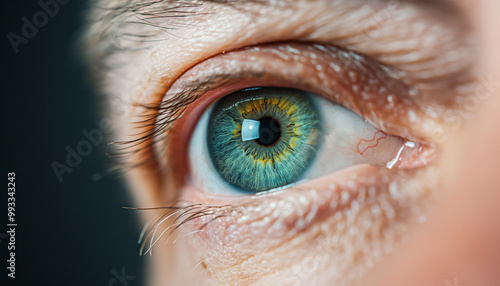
[2,0,145,285]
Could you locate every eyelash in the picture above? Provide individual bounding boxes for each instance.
[113,47,422,167]
[110,68,309,169]
[128,203,232,256]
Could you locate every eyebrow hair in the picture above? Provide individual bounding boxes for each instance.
[83,0,461,74]
[83,0,263,72]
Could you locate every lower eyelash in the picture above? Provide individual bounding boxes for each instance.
[127,202,233,256]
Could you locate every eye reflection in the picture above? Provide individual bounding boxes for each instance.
[251,116,281,146]
[189,87,417,196]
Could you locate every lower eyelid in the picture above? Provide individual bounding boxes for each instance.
[176,164,433,256]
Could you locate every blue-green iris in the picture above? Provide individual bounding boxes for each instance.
[207,87,322,193]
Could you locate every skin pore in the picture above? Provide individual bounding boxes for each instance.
[85,0,500,285]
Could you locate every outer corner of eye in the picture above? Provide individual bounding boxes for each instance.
[183,86,426,197]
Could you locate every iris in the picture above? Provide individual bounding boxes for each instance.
[207,87,321,193]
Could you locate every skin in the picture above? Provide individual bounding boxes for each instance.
[362,2,500,285]
[86,0,500,285]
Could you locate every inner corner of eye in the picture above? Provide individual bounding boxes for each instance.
[185,87,427,196]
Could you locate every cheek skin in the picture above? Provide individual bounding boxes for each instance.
[175,165,439,286]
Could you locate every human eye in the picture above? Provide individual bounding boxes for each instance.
[87,0,477,284]
[189,82,424,196]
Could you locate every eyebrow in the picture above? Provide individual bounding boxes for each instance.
[84,0,262,71]
[84,0,461,72]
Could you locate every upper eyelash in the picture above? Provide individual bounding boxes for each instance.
[109,42,379,169]
[109,70,266,169]
[109,39,423,173]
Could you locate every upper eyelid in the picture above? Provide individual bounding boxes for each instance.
[140,42,420,162]
[134,39,458,157]
[113,71,263,166]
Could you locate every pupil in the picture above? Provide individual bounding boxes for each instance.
[255,116,281,146]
